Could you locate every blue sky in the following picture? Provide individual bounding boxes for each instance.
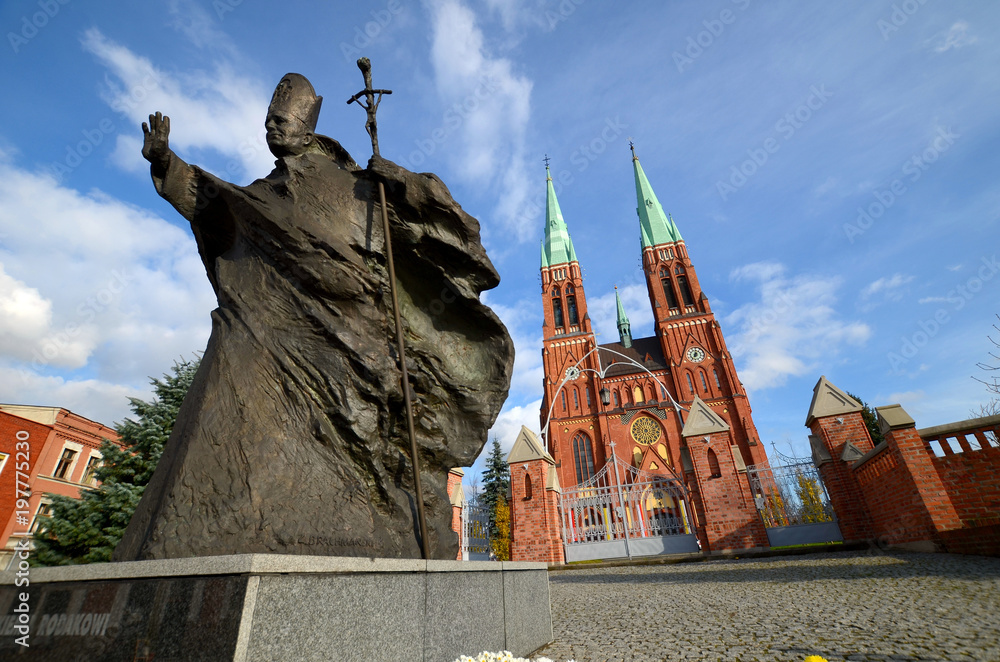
[1,1,997,487]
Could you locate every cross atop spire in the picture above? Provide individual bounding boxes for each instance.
[543,154,551,169]
[632,150,682,248]
[628,138,637,160]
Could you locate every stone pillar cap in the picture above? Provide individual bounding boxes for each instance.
[876,404,916,435]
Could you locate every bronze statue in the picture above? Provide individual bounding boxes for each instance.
[114,73,513,561]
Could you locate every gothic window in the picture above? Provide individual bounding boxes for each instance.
[560,390,567,412]
[674,266,694,306]
[660,384,668,399]
[678,276,694,306]
[565,283,579,325]
[686,373,694,394]
[524,473,533,500]
[700,371,708,392]
[707,448,722,478]
[572,432,596,485]
[613,390,620,407]
[660,276,680,309]
[551,288,564,328]
[633,385,644,404]
[585,387,592,407]
[572,388,579,409]
[713,369,721,388]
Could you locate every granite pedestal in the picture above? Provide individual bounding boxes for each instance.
[0,555,552,661]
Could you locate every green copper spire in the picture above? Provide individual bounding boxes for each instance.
[631,144,682,248]
[615,286,632,348]
[542,165,578,268]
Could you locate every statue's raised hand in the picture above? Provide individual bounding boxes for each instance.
[142,112,171,169]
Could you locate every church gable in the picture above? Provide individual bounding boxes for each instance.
[681,396,731,438]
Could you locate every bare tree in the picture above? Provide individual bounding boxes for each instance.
[971,314,1000,418]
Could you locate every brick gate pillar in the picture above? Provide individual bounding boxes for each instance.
[681,397,769,552]
[875,405,961,549]
[507,426,565,564]
[805,376,875,542]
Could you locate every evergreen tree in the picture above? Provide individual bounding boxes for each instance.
[846,391,885,446]
[480,437,510,541]
[32,358,200,565]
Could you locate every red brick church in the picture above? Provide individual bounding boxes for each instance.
[511,146,775,559]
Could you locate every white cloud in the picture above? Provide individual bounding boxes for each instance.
[724,262,871,391]
[918,296,948,304]
[931,21,977,53]
[81,28,274,184]
[487,398,543,455]
[860,273,914,308]
[425,0,534,239]
[0,160,214,423]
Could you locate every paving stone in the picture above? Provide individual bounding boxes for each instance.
[534,550,1000,662]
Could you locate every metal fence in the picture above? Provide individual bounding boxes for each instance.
[461,501,491,560]
[746,449,842,547]
[559,456,699,561]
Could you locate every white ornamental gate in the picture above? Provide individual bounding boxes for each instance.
[559,456,700,562]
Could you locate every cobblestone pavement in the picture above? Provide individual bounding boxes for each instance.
[533,551,1000,662]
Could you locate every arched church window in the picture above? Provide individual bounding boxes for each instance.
[707,448,722,478]
[551,288,564,328]
[686,373,694,394]
[613,390,620,407]
[660,276,680,309]
[677,274,694,306]
[633,385,644,404]
[565,283,579,325]
[572,388,579,409]
[524,473,533,500]
[560,390,567,412]
[700,371,708,392]
[585,387,592,407]
[713,369,721,388]
[572,432,596,485]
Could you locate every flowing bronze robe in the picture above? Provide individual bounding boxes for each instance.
[114,138,513,560]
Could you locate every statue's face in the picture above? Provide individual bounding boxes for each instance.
[265,110,313,157]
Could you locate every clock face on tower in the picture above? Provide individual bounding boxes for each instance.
[686,347,706,363]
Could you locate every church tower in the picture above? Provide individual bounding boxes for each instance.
[630,144,768,470]
[539,164,606,483]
